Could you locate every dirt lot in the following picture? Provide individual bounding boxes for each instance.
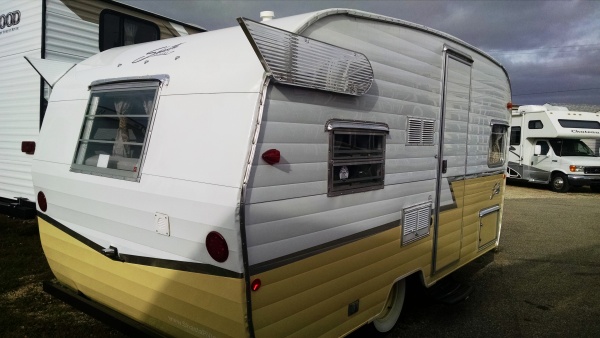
[1,181,599,337]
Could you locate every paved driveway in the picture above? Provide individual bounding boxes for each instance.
[351,181,600,337]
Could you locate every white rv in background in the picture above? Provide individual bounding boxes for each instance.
[508,104,600,192]
[32,8,511,337]
[0,0,204,217]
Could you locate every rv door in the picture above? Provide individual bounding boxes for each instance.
[529,140,552,182]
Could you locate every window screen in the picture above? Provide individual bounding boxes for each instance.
[488,124,508,167]
[71,81,160,180]
[327,121,388,196]
[99,10,160,51]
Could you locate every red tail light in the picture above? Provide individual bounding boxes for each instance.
[251,279,261,291]
[21,141,36,155]
[206,231,229,262]
[37,191,47,212]
[261,149,280,165]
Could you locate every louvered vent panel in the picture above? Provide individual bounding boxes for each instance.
[402,203,432,245]
[407,118,422,145]
[407,118,435,145]
[422,120,435,145]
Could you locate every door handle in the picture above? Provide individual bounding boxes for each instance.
[442,160,448,174]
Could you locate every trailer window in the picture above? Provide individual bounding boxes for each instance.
[326,121,388,196]
[488,124,508,167]
[100,10,160,51]
[510,126,521,146]
[558,119,600,129]
[71,81,159,181]
[528,120,543,129]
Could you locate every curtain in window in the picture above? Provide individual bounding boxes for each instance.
[112,100,131,157]
[124,20,138,45]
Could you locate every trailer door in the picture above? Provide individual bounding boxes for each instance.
[433,49,473,273]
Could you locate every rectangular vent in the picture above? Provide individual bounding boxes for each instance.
[402,203,431,245]
[407,118,435,145]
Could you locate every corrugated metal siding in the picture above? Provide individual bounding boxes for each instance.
[246,15,509,337]
[46,0,98,60]
[0,0,42,201]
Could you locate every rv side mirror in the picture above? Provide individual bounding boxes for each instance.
[534,145,542,155]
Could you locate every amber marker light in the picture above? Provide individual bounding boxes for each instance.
[251,279,261,292]
[206,231,229,262]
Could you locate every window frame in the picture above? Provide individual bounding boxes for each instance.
[510,126,521,146]
[70,76,166,181]
[528,120,544,129]
[326,120,389,197]
[99,9,160,52]
[487,121,509,168]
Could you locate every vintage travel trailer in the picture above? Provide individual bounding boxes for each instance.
[32,9,511,337]
[508,104,600,192]
[0,0,204,217]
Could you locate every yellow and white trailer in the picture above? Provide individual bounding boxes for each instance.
[32,8,511,337]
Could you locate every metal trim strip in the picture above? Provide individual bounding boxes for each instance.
[248,220,399,275]
[37,212,243,279]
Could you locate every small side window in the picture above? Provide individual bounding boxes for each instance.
[326,120,388,196]
[488,123,508,167]
[71,80,160,181]
[528,120,543,129]
[100,10,160,51]
[510,126,521,146]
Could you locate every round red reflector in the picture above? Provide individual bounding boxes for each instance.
[251,279,261,292]
[206,231,229,262]
[507,102,513,110]
[37,191,47,212]
[261,149,280,165]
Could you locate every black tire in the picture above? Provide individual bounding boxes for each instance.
[590,184,600,193]
[550,173,570,193]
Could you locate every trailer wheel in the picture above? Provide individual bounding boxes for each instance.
[550,173,570,193]
[373,279,406,333]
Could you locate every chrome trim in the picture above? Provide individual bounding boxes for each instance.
[237,17,374,96]
[479,205,501,218]
[89,74,170,88]
[325,119,389,132]
[443,44,473,63]
[490,119,510,127]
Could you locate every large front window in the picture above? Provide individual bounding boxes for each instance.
[488,123,509,167]
[548,139,596,157]
[71,80,160,180]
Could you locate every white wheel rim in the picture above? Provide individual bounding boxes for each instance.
[374,279,406,332]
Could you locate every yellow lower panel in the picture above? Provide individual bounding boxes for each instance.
[38,218,248,338]
[251,226,433,338]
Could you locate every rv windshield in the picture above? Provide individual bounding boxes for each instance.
[548,139,596,157]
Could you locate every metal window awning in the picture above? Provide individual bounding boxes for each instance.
[238,17,374,96]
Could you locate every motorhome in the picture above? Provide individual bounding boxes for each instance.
[31,9,511,337]
[508,104,600,192]
[0,0,204,217]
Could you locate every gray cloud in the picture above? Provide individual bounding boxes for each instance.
[119,0,600,105]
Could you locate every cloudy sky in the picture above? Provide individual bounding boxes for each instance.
[119,0,600,105]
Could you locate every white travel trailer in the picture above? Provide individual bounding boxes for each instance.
[32,9,511,337]
[508,104,600,192]
[0,0,204,217]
